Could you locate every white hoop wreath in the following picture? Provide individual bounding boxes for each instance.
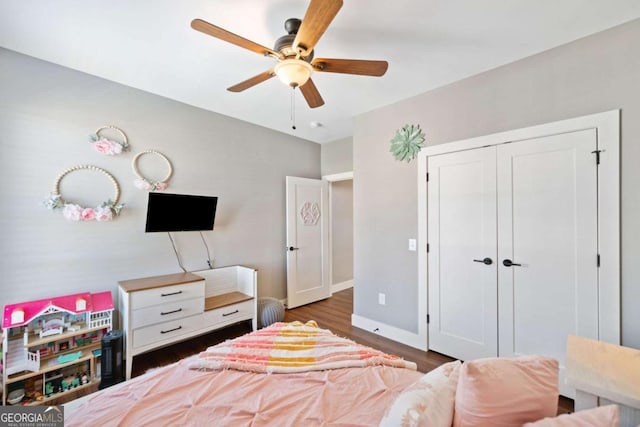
[132,150,173,191]
[44,165,125,221]
[89,125,130,155]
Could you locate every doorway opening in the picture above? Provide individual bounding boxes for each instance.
[324,171,354,294]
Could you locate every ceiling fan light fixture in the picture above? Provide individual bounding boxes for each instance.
[274,59,313,88]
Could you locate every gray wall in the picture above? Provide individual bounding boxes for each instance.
[0,49,320,309]
[321,137,353,176]
[353,19,640,348]
[331,180,353,284]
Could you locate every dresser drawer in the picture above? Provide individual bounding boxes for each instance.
[130,280,204,309]
[204,300,254,326]
[132,314,203,350]
[131,297,203,329]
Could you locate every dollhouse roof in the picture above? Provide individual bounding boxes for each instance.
[2,291,113,329]
[92,291,114,313]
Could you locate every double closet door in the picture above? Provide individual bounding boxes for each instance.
[427,129,598,396]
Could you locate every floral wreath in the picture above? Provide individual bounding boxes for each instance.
[44,165,125,222]
[132,150,173,191]
[389,124,426,163]
[89,125,130,156]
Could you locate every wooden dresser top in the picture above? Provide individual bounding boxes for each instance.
[118,272,203,293]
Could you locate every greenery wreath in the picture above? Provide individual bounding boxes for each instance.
[89,125,130,155]
[44,165,124,221]
[132,150,173,191]
[389,124,426,162]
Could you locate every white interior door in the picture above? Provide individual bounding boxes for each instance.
[286,176,330,309]
[497,129,599,397]
[427,147,498,361]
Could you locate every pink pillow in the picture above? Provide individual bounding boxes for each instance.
[522,404,619,426]
[453,355,559,427]
[379,360,461,427]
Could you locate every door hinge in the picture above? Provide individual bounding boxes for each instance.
[592,149,601,165]
[426,172,429,182]
[597,254,601,267]
[426,243,430,253]
[426,314,430,324]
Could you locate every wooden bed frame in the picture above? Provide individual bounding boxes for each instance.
[566,335,640,427]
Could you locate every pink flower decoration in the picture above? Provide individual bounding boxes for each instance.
[62,204,83,221]
[134,179,152,190]
[80,208,96,221]
[94,139,117,155]
[95,206,113,222]
[111,141,123,155]
[154,182,168,191]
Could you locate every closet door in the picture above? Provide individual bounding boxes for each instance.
[497,129,598,396]
[427,147,498,361]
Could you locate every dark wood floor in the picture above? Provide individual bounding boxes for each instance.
[130,287,572,414]
[283,288,455,373]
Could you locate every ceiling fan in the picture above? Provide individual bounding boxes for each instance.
[191,0,388,109]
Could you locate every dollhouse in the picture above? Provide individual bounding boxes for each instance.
[2,291,113,405]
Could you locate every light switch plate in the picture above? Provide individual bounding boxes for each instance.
[409,238,417,251]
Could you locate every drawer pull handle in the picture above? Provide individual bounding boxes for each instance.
[160,308,183,316]
[222,309,240,317]
[161,290,183,297]
[160,326,182,334]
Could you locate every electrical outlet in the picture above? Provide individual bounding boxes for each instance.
[378,293,386,305]
[409,238,417,251]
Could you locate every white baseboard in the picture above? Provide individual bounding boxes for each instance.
[351,314,427,351]
[331,280,353,294]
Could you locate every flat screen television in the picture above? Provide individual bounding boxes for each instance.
[145,192,218,232]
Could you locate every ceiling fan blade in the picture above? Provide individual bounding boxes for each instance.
[312,58,388,76]
[227,70,275,92]
[191,19,280,58]
[299,78,325,108]
[293,0,343,54]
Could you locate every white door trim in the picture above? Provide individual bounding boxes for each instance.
[322,171,354,182]
[418,109,620,350]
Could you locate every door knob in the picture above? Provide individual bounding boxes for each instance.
[473,257,493,265]
[502,259,522,267]
[287,246,299,251]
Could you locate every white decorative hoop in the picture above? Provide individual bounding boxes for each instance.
[89,125,130,155]
[132,150,173,191]
[44,165,125,221]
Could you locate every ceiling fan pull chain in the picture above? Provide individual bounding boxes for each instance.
[291,87,297,130]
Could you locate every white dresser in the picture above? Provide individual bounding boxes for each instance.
[118,266,257,380]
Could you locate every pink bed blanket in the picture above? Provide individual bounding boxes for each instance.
[189,320,417,373]
[65,321,422,426]
[65,360,422,426]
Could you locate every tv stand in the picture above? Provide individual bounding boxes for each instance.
[118,266,257,380]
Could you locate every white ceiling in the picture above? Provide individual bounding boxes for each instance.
[1,1,639,143]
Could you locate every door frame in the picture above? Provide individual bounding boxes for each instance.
[322,171,354,294]
[417,109,620,350]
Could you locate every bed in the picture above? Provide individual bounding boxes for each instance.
[64,322,638,427]
[65,321,422,426]
[565,335,640,427]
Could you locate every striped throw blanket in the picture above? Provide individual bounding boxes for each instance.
[189,320,417,373]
